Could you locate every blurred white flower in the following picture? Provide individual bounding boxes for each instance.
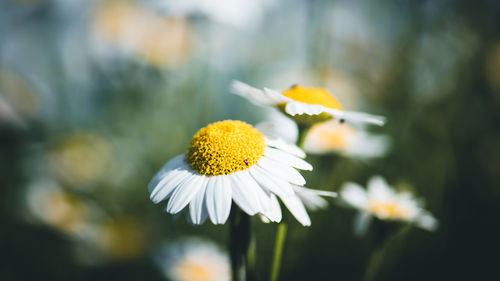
[304,121,390,158]
[149,120,335,226]
[48,132,111,188]
[25,179,91,234]
[231,81,385,127]
[340,175,438,235]
[144,0,277,28]
[90,0,192,67]
[155,239,230,281]
[256,111,389,159]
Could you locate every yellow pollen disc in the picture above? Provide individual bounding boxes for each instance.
[367,201,411,220]
[174,260,213,281]
[186,120,265,176]
[282,85,343,110]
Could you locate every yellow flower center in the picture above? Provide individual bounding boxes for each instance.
[367,200,411,220]
[282,85,343,110]
[186,120,265,176]
[174,260,213,281]
[279,85,343,125]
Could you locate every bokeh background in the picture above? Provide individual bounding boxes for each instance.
[1,0,500,280]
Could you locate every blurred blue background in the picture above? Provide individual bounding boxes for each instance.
[1,0,499,280]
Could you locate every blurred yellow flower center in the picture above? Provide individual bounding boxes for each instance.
[308,122,355,150]
[41,190,86,233]
[186,120,265,176]
[282,85,343,110]
[367,201,411,220]
[175,260,212,281]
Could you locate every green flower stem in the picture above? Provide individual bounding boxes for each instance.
[268,125,310,281]
[362,220,405,281]
[230,208,254,281]
[362,241,387,281]
[296,125,310,149]
[269,222,288,281]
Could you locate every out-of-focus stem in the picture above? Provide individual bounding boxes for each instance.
[362,242,387,281]
[296,126,310,149]
[230,208,252,281]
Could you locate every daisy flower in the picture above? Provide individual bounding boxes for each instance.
[256,110,389,159]
[148,120,333,226]
[340,175,438,235]
[155,238,230,281]
[304,121,390,158]
[231,81,385,126]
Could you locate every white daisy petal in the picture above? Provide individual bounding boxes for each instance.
[367,175,394,200]
[339,110,386,126]
[148,154,185,193]
[229,172,261,215]
[205,176,232,224]
[265,137,306,158]
[166,174,205,214]
[257,156,306,186]
[414,211,438,231]
[279,194,311,226]
[285,101,326,116]
[294,190,328,210]
[189,177,209,224]
[264,147,312,171]
[249,165,294,198]
[323,108,385,126]
[354,212,372,236]
[255,111,298,144]
[260,194,282,223]
[230,80,278,105]
[237,170,272,212]
[262,88,290,104]
[340,182,368,209]
[150,165,192,203]
[344,133,390,158]
[292,185,337,211]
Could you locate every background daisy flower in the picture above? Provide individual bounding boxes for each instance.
[304,121,390,159]
[230,80,385,126]
[256,111,390,159]
[340,175,438,235]
[155,238,230,281]
[148,120,332,226]
[25,179,89,234]
[91,0,192,67]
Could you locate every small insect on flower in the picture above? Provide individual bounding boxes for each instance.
[148,120,334,226]
[340,175,438,235]
[230,80,385,126]
[155,239,230,281]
